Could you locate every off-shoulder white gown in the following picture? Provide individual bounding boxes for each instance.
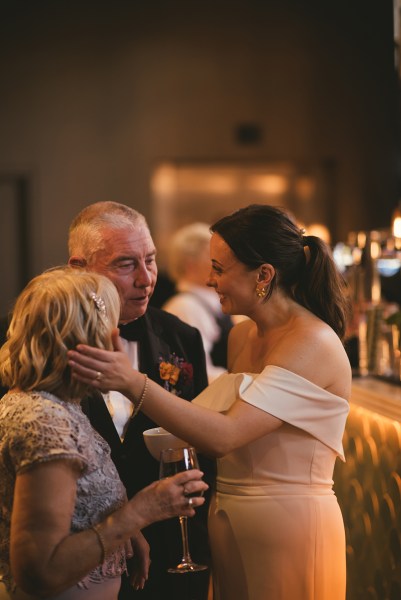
[193,366,349,600]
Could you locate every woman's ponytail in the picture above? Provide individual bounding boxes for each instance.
[294,235,351,339]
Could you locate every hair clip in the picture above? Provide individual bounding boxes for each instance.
[89,292,108,321]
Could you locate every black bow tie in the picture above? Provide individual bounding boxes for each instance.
[118,318,144,342]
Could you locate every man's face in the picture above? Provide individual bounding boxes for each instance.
[87,224,158,323]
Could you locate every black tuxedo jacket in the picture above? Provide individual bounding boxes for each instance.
[81,306,209,498]
[81,306,212,600]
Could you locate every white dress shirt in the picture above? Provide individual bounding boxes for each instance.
[103,337,139,440]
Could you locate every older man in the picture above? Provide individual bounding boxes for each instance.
[68,201,211,600]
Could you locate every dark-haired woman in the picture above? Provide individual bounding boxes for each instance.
[68,205,351,600]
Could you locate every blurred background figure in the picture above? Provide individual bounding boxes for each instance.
[163,223,234,382]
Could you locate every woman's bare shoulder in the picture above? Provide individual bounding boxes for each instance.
[269,317,352,398]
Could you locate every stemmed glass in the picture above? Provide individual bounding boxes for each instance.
[159,446,208,573]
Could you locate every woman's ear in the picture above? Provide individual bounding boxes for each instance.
[257,264,275,285]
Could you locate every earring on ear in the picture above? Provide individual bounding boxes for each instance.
[256,285,267,299]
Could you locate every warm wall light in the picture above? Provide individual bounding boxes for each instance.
[352,246,363,265]
[370,240,381,260]
[393,217,401,238]
[392,202,401,246]
[151,163,177,196]
[305,223,331,244]
[246,173,289,195]
[357,231,367,248]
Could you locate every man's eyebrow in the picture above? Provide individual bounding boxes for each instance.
[110,250,157,264]
[111,256,136,263]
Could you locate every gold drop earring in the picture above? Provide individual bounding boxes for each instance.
[256,285,267,299]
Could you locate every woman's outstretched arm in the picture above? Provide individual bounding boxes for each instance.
[11,458,206,596]
[68,329,282,456]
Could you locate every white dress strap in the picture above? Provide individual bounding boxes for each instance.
[193,366,349,460]
[238,365,349,459]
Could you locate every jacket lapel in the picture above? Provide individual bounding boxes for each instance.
[82,391,123,451]
[142,334,171,384]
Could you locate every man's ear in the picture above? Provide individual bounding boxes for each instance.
[68,256,87,268]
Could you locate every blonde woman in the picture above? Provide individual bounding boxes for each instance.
[0,268,207,600]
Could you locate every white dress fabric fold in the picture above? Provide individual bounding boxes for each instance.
[193,365,350,600]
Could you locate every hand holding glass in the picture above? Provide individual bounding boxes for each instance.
[159,447,208,573]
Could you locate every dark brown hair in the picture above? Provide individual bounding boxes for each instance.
[211,204,350,339]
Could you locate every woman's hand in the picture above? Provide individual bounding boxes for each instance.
[68,328,143,398]
[128,469,208,530]
[128,531,150,591]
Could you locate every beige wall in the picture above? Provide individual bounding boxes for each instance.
[0,0,398,298]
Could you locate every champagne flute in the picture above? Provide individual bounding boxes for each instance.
[159,446,208,573]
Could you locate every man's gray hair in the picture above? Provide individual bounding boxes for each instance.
[68,201,148,262]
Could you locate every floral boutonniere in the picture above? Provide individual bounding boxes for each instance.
[158,353,194,395]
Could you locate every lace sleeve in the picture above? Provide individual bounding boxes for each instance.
[4,391,90,474]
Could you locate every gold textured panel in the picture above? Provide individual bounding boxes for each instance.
[334,402,401,599]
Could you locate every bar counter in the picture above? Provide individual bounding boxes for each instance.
[334,377,401,600]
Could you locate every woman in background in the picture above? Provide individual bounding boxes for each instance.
[68,205,351,600]
[0,267,207,600]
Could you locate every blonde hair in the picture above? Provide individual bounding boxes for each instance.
[68,201,148,264]
[167,222,211,282]
[0,267,120,400]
